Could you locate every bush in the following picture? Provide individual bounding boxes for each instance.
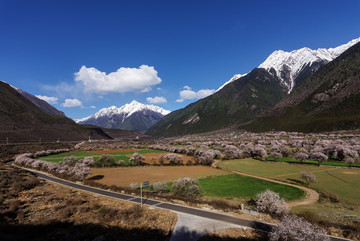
[95,154,116,167]
[300,171,317,185]
[256,189,289,217]
[129,152,145,166]
[310,152,328,166]
[60,155,78,166]
[269,152,282,160]
[117,160,125,166]
[129,183,138,189]
[81,156,94,166]
[295,151,309,163]
[152,181,169,192]
[269,215,329,241]
[164,153,183,165]
[72,163,91,180]
[171,177,202,198]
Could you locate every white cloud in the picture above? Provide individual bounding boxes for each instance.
[74,65,162,94]
[146,96,167,104]
[197,89,215,99]
[62,98,83,108]
[179,89,197,100]
[35,95,58,104]
[176,86,215,103]
[90,105,96,109]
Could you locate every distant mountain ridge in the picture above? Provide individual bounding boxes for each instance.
[220,37,360,93]
[0,81,111,141]
[76,100,170,133]
[147,37,360,137]
[1,80,65,116]
[243,41,360,132]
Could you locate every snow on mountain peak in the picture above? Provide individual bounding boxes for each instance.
[75,100,171,123]
[259,37,360,93]
[216,73,248,92]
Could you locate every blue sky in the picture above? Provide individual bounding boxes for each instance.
[1,0,359,119]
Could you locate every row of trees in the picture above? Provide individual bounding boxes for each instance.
[14,153,91,180]
[256,189,329,240]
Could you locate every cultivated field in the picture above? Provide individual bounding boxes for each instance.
[199,174,304,201]
[219,158,360,205]
[89,166,227,186]
[38,149,196,165]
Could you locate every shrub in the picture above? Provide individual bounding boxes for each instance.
[129,152,145,166]
[251,145,268,160]
[310,152,328,166]
[60,155,78,166]
[117,160,125,166]
[72,163,91,180]
[344,157,355,168]
[171,177,202,198]
[269,215,329,241]
[269,152,282,160]
[300,171,317,185]
[295,151,309,163]
[335,145,358,161]
[164,153,183,165]
[279,146,292,157]
[129,183,138,189]
[95,154,116,167]
[256,189,289,217]
[152,181,169,192]
[81,156,94,166]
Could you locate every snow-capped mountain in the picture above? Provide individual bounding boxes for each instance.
[259,37,360,93]
[220,37,360,93]
[216,73,247,92]
[75,100,171,133]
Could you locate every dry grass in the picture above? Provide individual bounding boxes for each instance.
[89,166,227,186]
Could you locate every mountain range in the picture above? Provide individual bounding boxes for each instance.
[0,80,112,142]
[75,100,170,133]
[243,41,360,132]
[147,37,360,136]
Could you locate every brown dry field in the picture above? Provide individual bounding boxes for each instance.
[89,166,228,186]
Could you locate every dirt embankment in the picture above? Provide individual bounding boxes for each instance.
[0,163,177,241]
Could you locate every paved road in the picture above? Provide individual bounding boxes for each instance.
[18,166,351,241]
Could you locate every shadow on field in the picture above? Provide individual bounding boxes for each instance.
[87,175,104,180]
[287,178,305,185]
[0,222,171,241]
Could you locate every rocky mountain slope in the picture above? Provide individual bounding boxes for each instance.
[147,68,287,136]
[147,37,360,137]
[76,100,170,133]
[243,42,360,132]
[0,81,111,142]
[220,37,360,93]
[3,81,65,116]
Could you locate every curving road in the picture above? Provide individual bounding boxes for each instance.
[16,165,350,241]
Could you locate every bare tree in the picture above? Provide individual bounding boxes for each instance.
[300,171,317,185]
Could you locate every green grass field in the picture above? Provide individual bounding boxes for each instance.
[38,149,166,164]
[266,156,360,168]
[199,174,304,201]
[219,159,360,205]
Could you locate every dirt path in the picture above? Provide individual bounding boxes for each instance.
[231,170,319,207]
[212,161,319,207]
